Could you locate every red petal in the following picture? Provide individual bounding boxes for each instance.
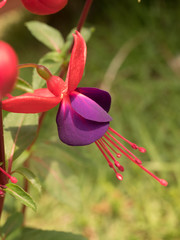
[2,88,61,113]
[66,31,87,93]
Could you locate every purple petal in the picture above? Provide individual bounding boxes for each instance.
[76,87,111,112]
[56,97,109,146]
[69,91,112,122]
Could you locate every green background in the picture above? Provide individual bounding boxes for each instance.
[1,0,180,239]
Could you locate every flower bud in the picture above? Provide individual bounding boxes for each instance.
[0,41,18,97]
[21,0,68,15]
[36,65,52,81]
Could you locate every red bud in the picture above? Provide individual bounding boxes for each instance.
[0,41,18,97]
[21,0,68,15]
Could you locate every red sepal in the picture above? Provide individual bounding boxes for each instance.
[2,88,61,113]
[66,31,87,93]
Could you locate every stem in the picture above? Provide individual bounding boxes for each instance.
[8,116,24,175]
[21,112,46,221]
[0,99,7,219]
[18,63,38,69]
[77,0,93,32]
[21,158,30,224]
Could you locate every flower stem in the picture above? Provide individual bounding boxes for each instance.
[18,63,38,69]
[77,0,93,32]
[21,157,30,224]
[0,99,7,219]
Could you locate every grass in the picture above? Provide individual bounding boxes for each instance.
[1,0,180,239]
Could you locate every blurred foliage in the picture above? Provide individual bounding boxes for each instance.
[1,0,180,239]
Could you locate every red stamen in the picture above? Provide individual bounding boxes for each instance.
[96,127,168,186]
[131,143,138,149]
[109,127,146,153]
[95,141,123,181]
[96,140,117,174]
[0,167,17,183]
[138,147,146,153]
[98,139,124,172]
[159,179,168,186]
[95,141,114,168]
[101,137,121,156]
[116,173,123,181]
[105,133,139,163]
[135,158,142,165]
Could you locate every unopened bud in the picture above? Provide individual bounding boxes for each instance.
[36,65,52,81]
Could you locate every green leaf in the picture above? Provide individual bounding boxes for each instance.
[3,113,38,160]
[80,27,95,42]
[15,167,42,194]
[15,77,34,93]
[20,228,87,240]
[25,21,64,51]
[0,212,23,239]
[4,183,37,211]
[67,26,95,43]
[41,51,63,62]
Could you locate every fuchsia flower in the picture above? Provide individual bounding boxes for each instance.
[2,32,167,186]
